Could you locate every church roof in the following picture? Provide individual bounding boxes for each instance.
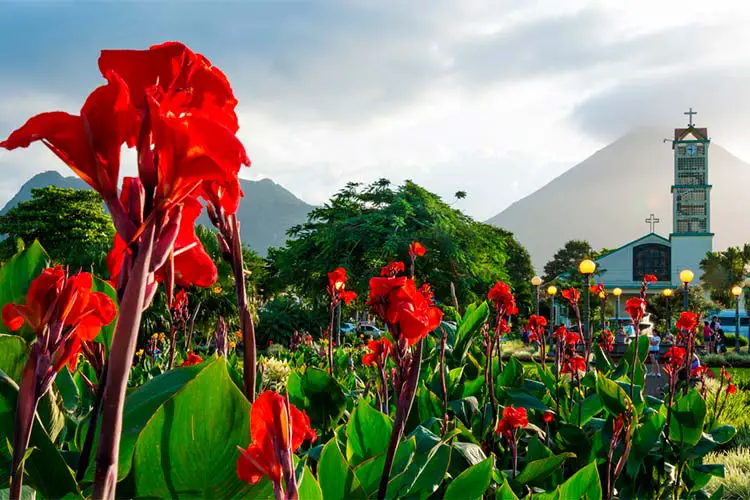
[673,126,709,143]
[595,232,671,261]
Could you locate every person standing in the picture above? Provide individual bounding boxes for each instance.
[703,320,713,353]
[648,331,661,377]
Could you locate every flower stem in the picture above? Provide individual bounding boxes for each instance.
[77,362,108,482]
[93,223,156,500]
[440,328,448,433]
[327,303,336,374]
[9,344,44,500]
[378,339,423,500]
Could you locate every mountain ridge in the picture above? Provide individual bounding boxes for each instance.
[0,171,314,257]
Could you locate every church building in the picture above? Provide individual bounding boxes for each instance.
[593,109,713,295]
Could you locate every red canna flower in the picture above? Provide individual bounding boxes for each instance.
[418,283,434,304]
[721,366,732,382]
[598,329,614,352]
[171,289,188,311]
[181,351,203,367]
[565,331,581,346]
[553,325,568,340]
[691,365,712,378]
[526,314,548,331]
[561,355,586,376]
[590,283,605,295]
[380,261,405,277]
[561,288,580,305]
[676,311,698,332]
[662,346,686,376]
[495,405,528,438]
[625,297,646,323]
[362,339,391,367]
[237,391,317,490]
[2,266,116,374]
[643,274,658,283]
[542,410,555,424]
[368,277,442,345]
[488,282,518,315]
[497,318,511,335]
[327,267,348,292]
[340,290,357,305]
[727,383,737,395]
[409,242,426,257]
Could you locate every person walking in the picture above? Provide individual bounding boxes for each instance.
[703,320,713,354]
[648,330,661,377]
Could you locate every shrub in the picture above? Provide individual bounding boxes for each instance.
[723,333,749,348]
[705,447,750,499]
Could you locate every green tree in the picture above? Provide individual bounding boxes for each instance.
[542,240,597,283]
[267,179,520,313]
[494,227,535,318]
[0,186,114,274]
[699,245,750,308]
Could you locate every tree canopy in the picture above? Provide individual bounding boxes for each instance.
[267,179,532,314]
[700,245,750,308]
[0,186,114,274]
[542,239,599,283]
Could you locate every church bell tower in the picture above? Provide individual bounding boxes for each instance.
[670,108,714,285]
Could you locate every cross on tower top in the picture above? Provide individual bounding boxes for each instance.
[645,213,660,233]
[684,107,697,127]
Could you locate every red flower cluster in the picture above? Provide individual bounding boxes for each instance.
[367,277,443,345]
[561,355,586,376]
[409,242,426,257]
[643,274,658,283]
[662,346,686,376]
[1,42,250,295]
[589,283,605,295]
[542,410,555,424]
[488,282,518,315]
[561,288,580,305]
[554,326,580,347]
[362,338,391,368]
[181,351,203,367]
[380,261,406,277]
[237,391,317,487]
[625,298,646,324]
[525,315,547,344]
[2,266,116,373]
[326,267,357,305]
[598,329,614,352]
[495,405,528,439]
[676,311,698,332]
[171,289,188,311]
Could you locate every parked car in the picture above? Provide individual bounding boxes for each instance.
[357,323,384,337]
[340,322,356,334]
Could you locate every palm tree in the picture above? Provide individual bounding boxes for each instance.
[699,245,750,307]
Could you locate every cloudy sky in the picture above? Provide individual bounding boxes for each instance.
[1,0,749,219]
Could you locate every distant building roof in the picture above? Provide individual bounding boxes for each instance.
[673,126,709,143]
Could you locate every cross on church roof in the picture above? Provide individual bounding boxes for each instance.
[684,107,697,127]
[645,213,660,233]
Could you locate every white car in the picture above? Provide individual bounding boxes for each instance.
[358,323,383,336]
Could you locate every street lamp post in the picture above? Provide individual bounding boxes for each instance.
[532,276,543,316]
[547,285,557,351]
[680,269,694,312]
[732,285,743,352]
[613,288,622,328]
[663,288,673,337]
[579,259,597,346]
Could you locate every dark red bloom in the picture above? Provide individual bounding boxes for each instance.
[726,383,737,395]
[561,288,580,305]
[542,410,555,424]
[368,277,442,345]
[561,355,586,376]
[237,391,317,486]
[2,266,116,373]
[488,282,518,315]
[643,274,658,283]
[662,346,686,375]
[409,242,426,257]
[625,298,646,323]
[495,406,528,438]
[171,289,188,311]
[598,329,614,352]
[526,315,548,331]
[362,339,391,367]
[676,311,698,332]
[181,351,203,367]
[380,261,405,277]
[691,365,713,378]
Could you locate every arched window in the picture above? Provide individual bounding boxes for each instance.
[632,244,670,282]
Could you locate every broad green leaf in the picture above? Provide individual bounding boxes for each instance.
[526,436,553,462]
[0,374,79,498]
[515,452,576,485]
[595,373,631,417]
[0,335,28,382]
[91,277,118,353]
[624,335,649,365]
[318,439,366,500]
[592,343,613,373]
[388,443,451,499]
[628,409,666,475]
[708,425,736,444]
[558,461,602,499]
[353,438,416,496]
[570,394,603,426]
[346,398,393,467]
[669,389,706,447]
[297,465,323,500]
[495,480,520,499]
[131,357,266,498]
[498,357,524,388]
[444,455,493,500]
[451,441,486,466]
[408,425,441,453]
[417,383,443,422]
[0,240,49,338]
[502,388,549,412]
[288,367,346,431]
[454,302,489,362]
